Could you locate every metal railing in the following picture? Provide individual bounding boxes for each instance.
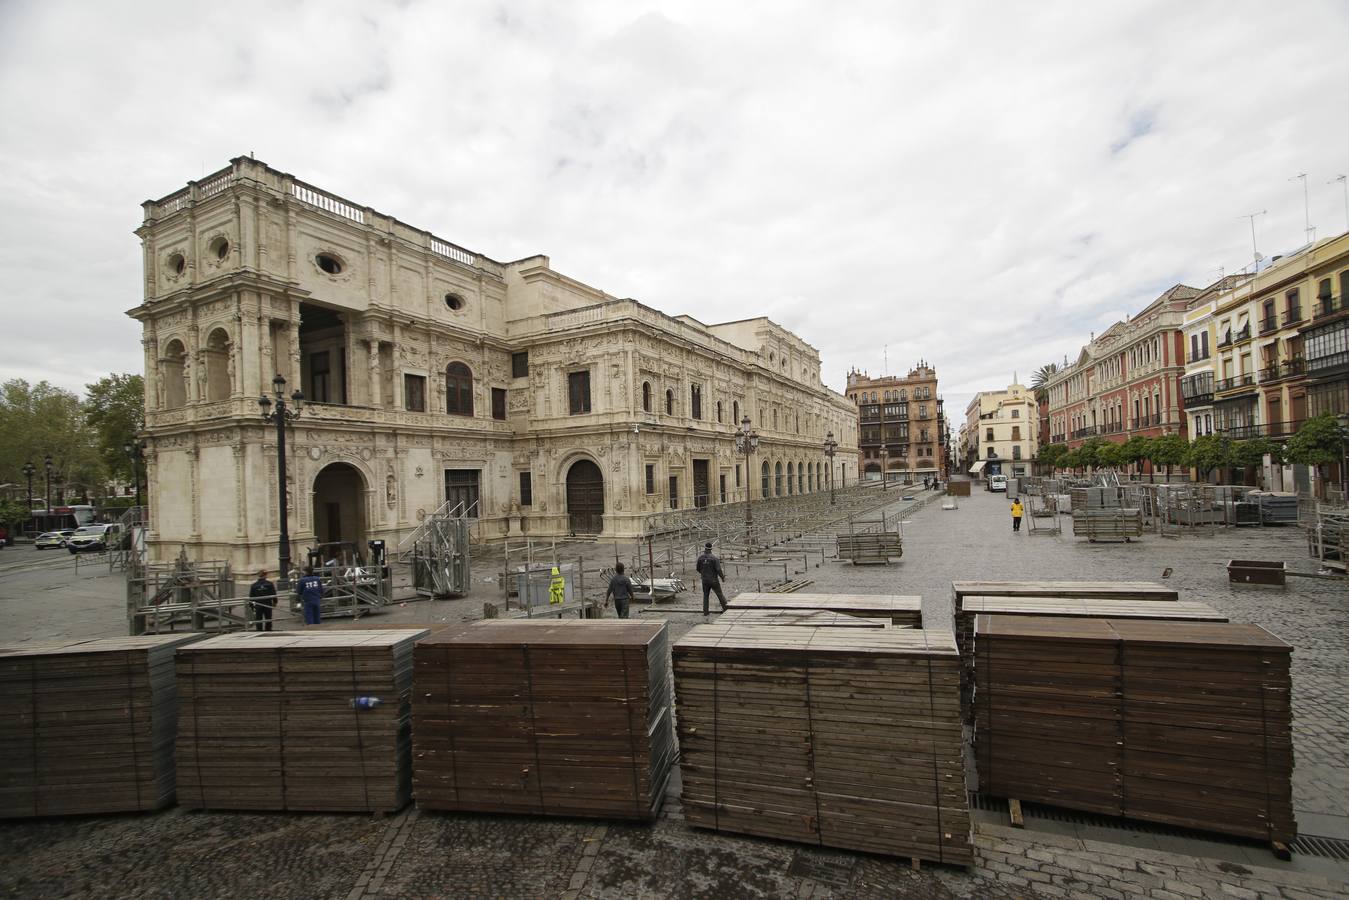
[1307,349,1349,373]
[1214,373,1256,392]
[1260,316,1278,334]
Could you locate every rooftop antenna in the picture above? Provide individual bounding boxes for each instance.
[1332,175,1348,232]
[883,345,888,376]
[1237,210,1266,272]
[1291,174,1314,244]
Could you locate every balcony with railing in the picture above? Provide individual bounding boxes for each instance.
[1315,295,1343,319]
[1284,305,1304,326]
[1183,390,1214,407]
[1258,358,1305,383]
[1307,349,1349,374]
[1214,373,1257,394]
[1070,426,1098,439]
[1260,315,1279,334]
[1232,323,1253,344]
[1223,423,1266,440]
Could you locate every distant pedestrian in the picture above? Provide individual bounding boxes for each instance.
[297,565,324,625]
[248,569,276,632]
[605,562,635,619]
[1011,499,1024,532]
[695,542,728,616]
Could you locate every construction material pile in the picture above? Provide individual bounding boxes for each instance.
[413,621,676,820]
[1,635,199,817]
[176,630,426,813]
[717,608,889,629]
[674,625,972,865]
[727,592,922,628]
[973,616,1295,843]
[1070,486,1143,541]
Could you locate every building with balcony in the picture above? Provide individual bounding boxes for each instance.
[129,156,858,569]
[962,381,1038,479]
[845,362,944,483]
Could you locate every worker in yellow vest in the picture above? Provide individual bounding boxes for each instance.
[1010,498,1024,532]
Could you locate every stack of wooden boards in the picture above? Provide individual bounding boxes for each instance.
[175,629,426,813]
[412,620,676,820]
[674,625,972,866]
[728,592,923,628]
[1,635,200,817]
[836,531,903,564]
[973,615,1296,844]
[717,608,889,629]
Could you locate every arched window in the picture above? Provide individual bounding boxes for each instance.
[446,362,473,416]
[665,388,675,415]
[162,339,187,409]
[733,400,740,424]
[808,465,814,492]
[642,381,652,413]
[761,461,771,498]
[797,464,804,494]
[716,401,723,423]
[774,461,783,497]
[204,328,232,402]
[787,462,795,495]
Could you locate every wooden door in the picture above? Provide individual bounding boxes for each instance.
[566,460,604,534]
[693,460,710,509]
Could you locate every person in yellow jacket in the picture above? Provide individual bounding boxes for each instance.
[1010,498,1024,532]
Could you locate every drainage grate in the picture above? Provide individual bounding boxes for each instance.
[786,849,859,887]
[969,794,1349,861]
[1290,835,1349,861]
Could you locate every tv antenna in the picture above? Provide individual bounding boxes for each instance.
[1237,211,1266,272]
[1332,175,1348,232]
[1290,174,1314,244]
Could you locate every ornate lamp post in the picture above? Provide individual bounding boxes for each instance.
[259,374,304,589]
[21,462,35,515]
[123,442,145,511]
[735,415,760,533]
[43,454,53,513]
[824,431,838,505]
[880,445,889,491]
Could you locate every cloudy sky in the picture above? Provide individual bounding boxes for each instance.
[3,1,1348,419]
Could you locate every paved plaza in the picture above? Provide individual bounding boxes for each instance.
[1,488,1347,899]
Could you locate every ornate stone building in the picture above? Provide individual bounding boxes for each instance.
[844,362,946,482]
[129,156,857,569]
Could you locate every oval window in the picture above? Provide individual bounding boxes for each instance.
[167,252,186,276]
[316,253,342,275]
[209,236,230,261]
[444,293,464,311]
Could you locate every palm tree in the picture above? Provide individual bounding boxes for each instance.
[1030,363,1058,403]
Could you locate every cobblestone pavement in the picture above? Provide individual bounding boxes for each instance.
[2,486,1347,898]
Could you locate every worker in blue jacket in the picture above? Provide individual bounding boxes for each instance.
[297,565,324,625]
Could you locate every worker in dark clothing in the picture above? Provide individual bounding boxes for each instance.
[695,542,728,616]
[297,565,324,625]
[248,569,276,632]
[605,562,635,619]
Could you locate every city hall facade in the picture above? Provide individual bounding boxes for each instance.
[130,157,858,569]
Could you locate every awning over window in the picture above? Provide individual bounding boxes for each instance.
[968,460,988,474]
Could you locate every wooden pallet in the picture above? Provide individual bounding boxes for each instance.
[973,615,1296,845]
[412,620,676,821]
[1,635,201,818]
[175,629,427,813]
[727,592,922,628]
[837,532,903,564]
[951,581,1178,603]
[674,625,972,866]
[767,578,815,594]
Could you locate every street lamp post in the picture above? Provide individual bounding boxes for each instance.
[22,462,35,516]
[259,374,304,590]
[824,432,838,505]
[735,416,760,536]
[123,442,144,511]
[43,454,53,515]
[880,445,889,491]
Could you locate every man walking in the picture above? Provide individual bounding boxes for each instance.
[1010,498,1025,532]
[297,565,324,625]
[248,569,276,632]
[695,542,727,616]
[605,562,635,619]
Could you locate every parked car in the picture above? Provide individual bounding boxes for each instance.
[35,530,76,549]
[67,524,120,553]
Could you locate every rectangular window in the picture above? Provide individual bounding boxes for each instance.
[1201,331,1209,356]
[668,475,679,509]
[511,351,529,379]
[310,351,331,404]
[645,464,655,494]
[568,370,591,414]
[985,427,994,442]
[404,374,426,412]
[491,387,507,420]
[691,384,702,420]
[735,464,741,487]
[719,474,727,504]
[1011,409,1019,418]
[518,471,532,506]
[1011,426,1021,441]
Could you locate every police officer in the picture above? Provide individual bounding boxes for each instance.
[248,569,276,632]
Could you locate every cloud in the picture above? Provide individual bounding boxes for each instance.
[2,0,1348,424]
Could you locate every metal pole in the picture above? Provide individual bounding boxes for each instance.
[276,402,292,591]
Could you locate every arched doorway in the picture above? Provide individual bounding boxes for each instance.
[566,459,604,534]
[204,328,232,401]
[162,339,187,408]
[312,463,367,550]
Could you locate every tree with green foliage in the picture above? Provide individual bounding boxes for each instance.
[1187,434,1233,482]
[0,379,105,504]
[1284,414,1348,496]
[1030,363,1058,404]
[1038,442,1069,473]
[1120,435,1152,476]
[84,374,145,484]
[1096,441,1127,469]
[1075,438,1107,471]
[1230,437,1282,471]
[1061,448,1082,472]
[1146,434,1189,479]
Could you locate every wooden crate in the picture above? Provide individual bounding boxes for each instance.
[176,629,427,813]
[973,615,1295,844]
[412,620,676,821]
[727,592,923,628]
[836,532,903,564]
[674,625,972,866]
[952,581,1178,604]
[1,635,201,818]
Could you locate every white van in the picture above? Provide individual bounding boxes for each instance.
[988,474,1008,493]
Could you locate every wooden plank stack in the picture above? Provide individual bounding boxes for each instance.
[412,620,676,821]
[1,635,200,817]
[674,625,972,866]
[717,608,891,629]
[953,581,1179,603]
[836,531,903,564]
[973,615,1296,843]
[727,592,923,628]
[176,629,426,813]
